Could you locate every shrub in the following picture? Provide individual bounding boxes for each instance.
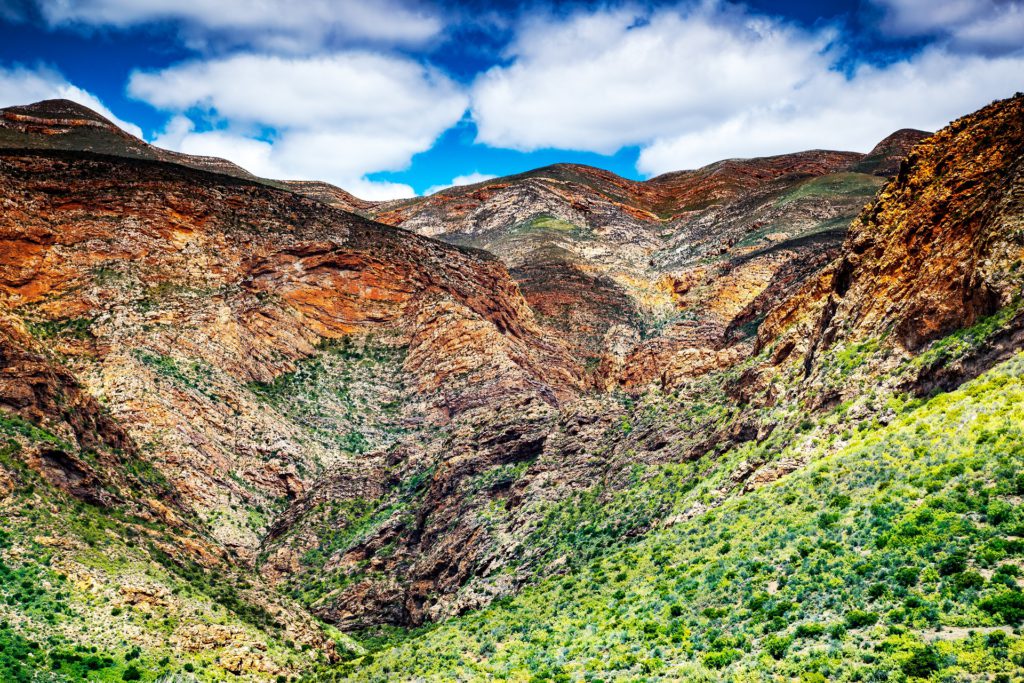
[795,623,826,639]
[702,648,741,669]
[845,610,878,629]
[986,500,1014,525]
[867,583,887,600]
[978,590,1024,624]
[763,634,792,660]
[901,644,942,678]
[951,571,985,592]
[938,552,967,576]
[122,666,142,681]
[817,512,840,529]
[895,567,919,587]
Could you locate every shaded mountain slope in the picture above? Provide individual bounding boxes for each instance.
[0,99,268,183]
[757,93,1024,411]
[1,99,377,216]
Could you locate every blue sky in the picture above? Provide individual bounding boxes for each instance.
[0,0,1021,198]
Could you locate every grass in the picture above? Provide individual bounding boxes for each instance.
[0,411,71,449]
[26,317,93,341]
[505,214,590,240]
[775,173,885,207]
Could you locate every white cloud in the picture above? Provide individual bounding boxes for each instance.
[340,177,416,201]
[471,4,836,154]
[870,0,1024,54]
[638,49,1024,174]
[467,3,1024,175]
[35,0,443,52]
[151,114,274,172]
[0,63,143,137]
[131,52,467,199]
[424,171,497,195]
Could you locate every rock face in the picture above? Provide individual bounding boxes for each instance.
[367,148,916,385]
[0,146,581,549]
[2,93,1023,680]
[760,94,1024,396]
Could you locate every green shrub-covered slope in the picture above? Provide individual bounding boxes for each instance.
[327,351,1024,682]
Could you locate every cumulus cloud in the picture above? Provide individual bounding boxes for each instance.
[471,4,835,154]
[34,0,443,52]
[131,52,466,198]
[870,0,1024,54]
[468,2,1024,175]
[424,172,497,195]
[638,49,1024,174]
[0,63,143,137]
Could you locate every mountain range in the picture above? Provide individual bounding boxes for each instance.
[0,93,1022,681]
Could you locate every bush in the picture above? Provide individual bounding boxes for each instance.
[987,500,1014,525]
[895,567,919,587]
[702,648,741,669]
[795,623,826,639]
[951,571,985,591]
[978,590,1024,624]
[938,552,968,576]
[867,583,887,600]
[763,634,792,660]
[817,512,840,529]
[122,666,142,681]
[901,644,942,678]
[845,610,878,629]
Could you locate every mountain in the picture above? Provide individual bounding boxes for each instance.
[0,99,374,214]
[0,99,268,182]
[0,94,1022,682]
[366,144,923,386]
[351,92,1024,682]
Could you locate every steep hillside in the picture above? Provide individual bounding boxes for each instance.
[758,94,1024,409]
[347,351,1024,681]
[0,93,1021,683]
[311,94,1024,682]
[0,138,582,679]
[368,144,917,380]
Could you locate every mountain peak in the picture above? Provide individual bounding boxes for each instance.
[2,98,115,126]
[847,127,931,176]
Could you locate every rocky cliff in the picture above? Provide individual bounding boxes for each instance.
[367,143,924,388]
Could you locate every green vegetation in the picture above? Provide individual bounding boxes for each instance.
[248,337,409,458]
[276,497,398,608]
[776,172,885,207]
[0,477,306,682]
[133,349,218,398]
[912,297,1024,370]
[505,214,591,242]
[0,411,69,448]
[26,317,93,341]
[328,353,1024,681]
